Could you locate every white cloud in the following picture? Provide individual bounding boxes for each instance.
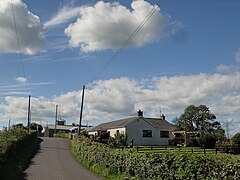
[16,76,28,84]
[64,0,169,52]
[235,48,240,63]
[216,64,233,73]
[44,6,81,28]
[1,73,240,128]
[0,0,44,54]
[0,80,52,97]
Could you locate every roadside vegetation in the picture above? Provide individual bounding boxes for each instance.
[70,104,240,179]
[71,135,240,180]
[0,124,39,179]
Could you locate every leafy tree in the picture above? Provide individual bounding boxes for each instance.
[30,123,38,130]
[12,123,27,130]
[174,105,226,146]
[175,105,222,132]
[30,123,43,134]
[231,133,240,145]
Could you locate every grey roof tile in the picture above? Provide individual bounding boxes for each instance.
[88,116,175,132]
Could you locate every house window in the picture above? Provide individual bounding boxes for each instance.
[160,131,169,138]
[143,130,152,137]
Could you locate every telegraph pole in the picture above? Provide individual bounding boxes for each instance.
[226,119,234,139]
[27,95,31,133]
[79,85,85,135]
[54,105,58,134]
[8,119,11,130]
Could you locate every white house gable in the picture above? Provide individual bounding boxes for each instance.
[126,117,155,146]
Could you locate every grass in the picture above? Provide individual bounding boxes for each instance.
[0,134,40,180]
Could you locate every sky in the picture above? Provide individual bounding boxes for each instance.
[0,0,240,136]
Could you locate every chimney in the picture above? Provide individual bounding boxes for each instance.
[137,110,143,117]
[161,114,165,120]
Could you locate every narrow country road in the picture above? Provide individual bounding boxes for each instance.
[22,137,102,180]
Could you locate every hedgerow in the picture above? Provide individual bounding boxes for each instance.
[0,126,38,179]
[72,136,240,179]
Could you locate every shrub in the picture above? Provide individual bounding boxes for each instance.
[108,132,127,147]
[0,126,38,179]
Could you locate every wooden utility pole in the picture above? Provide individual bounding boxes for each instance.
[8,119,11,130]
[226,119,234,139]
[79,85,85,135]
[27,95,31,133]
[54,105,58,134]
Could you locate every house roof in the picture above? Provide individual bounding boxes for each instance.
[88,116,176,132]
[146,118,176,129]
[88,117,139,132]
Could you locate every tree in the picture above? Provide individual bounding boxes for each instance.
[12,123,27,130]
[231,133,240,145]
[30,123,43,134]
[174,105,226,147]
[175,105,220,132]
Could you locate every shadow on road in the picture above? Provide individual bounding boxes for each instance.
[20,137,43,180]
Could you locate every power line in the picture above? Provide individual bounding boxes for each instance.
[10,0,29,93]
[89,0,165,82]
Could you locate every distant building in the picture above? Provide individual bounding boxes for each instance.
[87,110,176,146]
[44,119,89,137]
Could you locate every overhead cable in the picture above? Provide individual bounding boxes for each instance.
[89,0,165,82]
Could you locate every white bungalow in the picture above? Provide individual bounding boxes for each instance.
[88,110,176,146]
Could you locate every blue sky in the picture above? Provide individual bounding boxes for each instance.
[0,0,240,136]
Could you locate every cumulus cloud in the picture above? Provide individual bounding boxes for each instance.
[1,73,240,128]
[64,0,169,52]
[235,48,240,63]
[0,0,44,54]
[16,76,28,84]
[216,64,233,73]
[216,49,240,73]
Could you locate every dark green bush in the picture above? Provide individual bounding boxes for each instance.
[0,126,38,179]
[197,133,216,148]
[231,133,240,145]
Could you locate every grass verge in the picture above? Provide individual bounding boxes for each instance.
[0,134,40,180]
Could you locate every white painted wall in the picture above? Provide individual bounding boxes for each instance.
[88,128,126,137]
[88,131,97,136]
[126,118,175,146]
[107,127,125,137]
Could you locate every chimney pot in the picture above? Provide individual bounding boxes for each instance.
[137,110,143,117]
[161,114,165,120]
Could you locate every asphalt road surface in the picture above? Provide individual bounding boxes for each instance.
[22,137,102,180]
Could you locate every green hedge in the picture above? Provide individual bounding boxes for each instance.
[0,127,39,179]
[72,136,240,179]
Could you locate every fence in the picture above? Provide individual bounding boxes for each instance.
[134,145,240,155]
